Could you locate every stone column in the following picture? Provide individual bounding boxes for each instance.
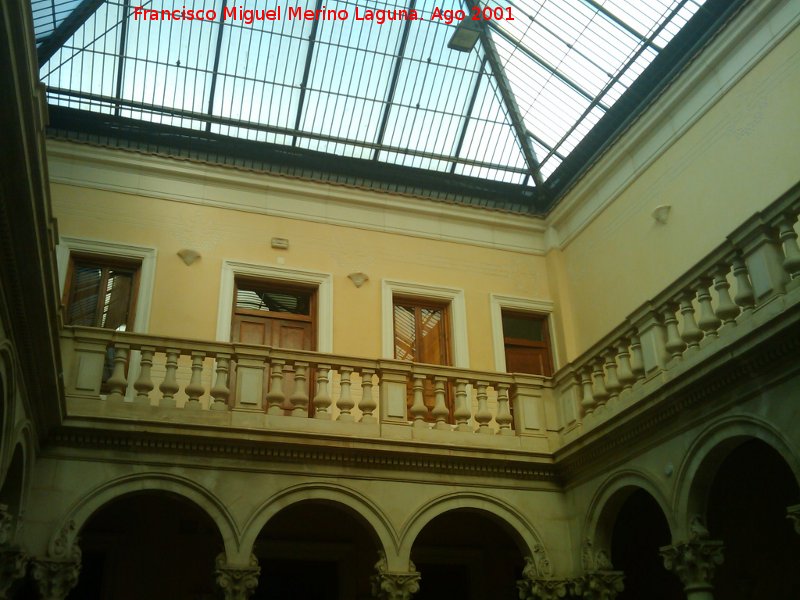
[371,552,420,600]
[659,540,724,600]
[215,553,260,600]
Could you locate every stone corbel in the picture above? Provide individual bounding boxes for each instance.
[215,553,261,600]
[370,551,421,600]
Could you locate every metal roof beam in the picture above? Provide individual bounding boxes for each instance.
[204,0,229,132]
[465,1,543,186]
[577,0,663,51]
[112,0,131,116]
[292,0,324,146]
[372,0,416,161]
[37,0,106,67]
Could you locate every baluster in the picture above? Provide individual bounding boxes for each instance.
[266,359,286,415]
[714,264,741,325]
[663,304,686,360]
[696,279,721,339]
[337,367,354,422]
[616,340,635,391]
[313,364,332,419]
[159,348,180,408]
[289,362,309,416]
[496,383,513,435]
[184,351,206,409]
[581,366,596,416]
[106,344,129,402]
[679,295,703,351]
[777,215,800,280]
[591,359,608,407]
[409,374,428,427]
[731,255,755,314]
[603,350,621,401]
[474,381,492,434]
[454,379,471,432]
[629,332,646,381]
[210,353,231,411]
[133,346,155,405]
[359,369,377,423]
[431,376,449,430]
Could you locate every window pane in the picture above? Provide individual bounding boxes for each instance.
[236,284,311,315]
[394,304,416,361]
[502,314,544,342]
[67,265,103,326]
[101,269,134,331]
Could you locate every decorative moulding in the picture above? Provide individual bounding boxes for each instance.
[348,272,369,288]
[177,248,201,265]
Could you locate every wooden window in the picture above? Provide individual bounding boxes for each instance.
[501,311,553,376]
[64,256,140,331]
[393,298,452,421]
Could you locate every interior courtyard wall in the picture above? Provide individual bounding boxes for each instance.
[50,180,552,372]
[553,14,800,357]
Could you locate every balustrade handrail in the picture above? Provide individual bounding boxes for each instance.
[553,182,800,386]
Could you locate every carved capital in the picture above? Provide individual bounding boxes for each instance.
[0,505,14,547]
[0,547,29,598]
[215,553,260,600]
[659,539,724,592]
[517,576,569,600]
[787,504,800,535]
[371,552,420,600]
[31,558,81,600]
[580,539,612,572]
[570,571,625,600]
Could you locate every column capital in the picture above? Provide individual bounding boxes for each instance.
[31,558,81,600]
[517,577,569,599]
[659,539,724,592]
[215,553,260,600]
[0,548,29,599]
[370,552,420,600]
[787,503,800,535]
[570,571,625,599]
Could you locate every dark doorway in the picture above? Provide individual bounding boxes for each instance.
[707,439,800,599]
[411,509,524,600]
[253,501,379,600]
[65,492,223,600]
[610,488,683,599]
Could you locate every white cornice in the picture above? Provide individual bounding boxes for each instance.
[547,0,800,249]
[46,140,547,255]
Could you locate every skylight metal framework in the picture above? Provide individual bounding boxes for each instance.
[31,0,733,211]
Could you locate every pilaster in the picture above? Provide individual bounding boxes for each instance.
[215,553,261,600]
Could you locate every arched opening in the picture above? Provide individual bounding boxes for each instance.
[706,439,800,598]
[66,491,224,599]
[410,508,525,600]
[609,488,682,599]
[253,500,381,599]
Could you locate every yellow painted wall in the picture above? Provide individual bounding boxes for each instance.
[52,184,551,372]
[557,23,800,356]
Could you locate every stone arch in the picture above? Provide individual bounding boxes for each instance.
[674,415,800,539]
[398,492,545,573]
[584,469,675,559]
[49,473,240,561]
[241,482,397,567]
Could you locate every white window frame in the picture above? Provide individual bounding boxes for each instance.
[490,294,558,374]
[381,279,469,368]
[217,261,333,352]
[56,237,157,333]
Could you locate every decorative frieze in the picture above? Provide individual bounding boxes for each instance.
[371,552,421,600]
[215,553,261,600]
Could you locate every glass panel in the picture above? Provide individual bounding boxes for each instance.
[68,263,134,330]
[393,304,416,361]
[502,313,544,342]
[101,268,134,330]
[67,265,103,326]
[236,284,311,315]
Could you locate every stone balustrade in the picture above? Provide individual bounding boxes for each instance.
[555,186,800,440]
[61,328,557,451]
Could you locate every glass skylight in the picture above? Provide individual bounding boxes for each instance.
[34,0,706,188]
